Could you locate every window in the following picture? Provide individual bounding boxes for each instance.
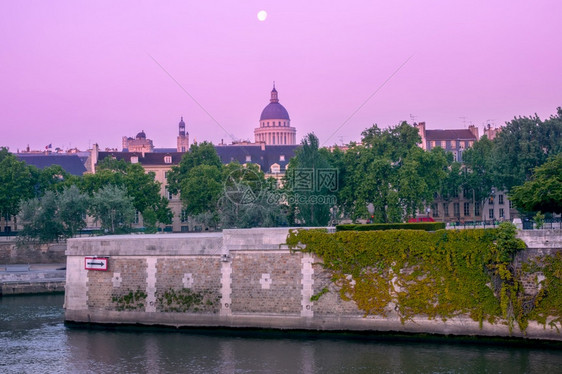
[432,204,439,217]
[165,171,168,179]
[443,203,449,217]
[499,208,504,218]
[509,200,513,209]
[245,155,251,162]
[279,155,285,162]
[498,194,504,205]
[489,209,494,219]
[270,163,281,173]
[451,189,458,198]
[453,203,460,217]
[164,156,172,164]
[131,156,138,164]
[451,140,456,148]
[430,141,436,148]
[469,141,474,147]
[134,211,140,224]
[475,202,480,217]
[180,209,189,223]
[166,188,173,200]
[464,202,470,216]
[463,188,470,198]
[489,196,494,205]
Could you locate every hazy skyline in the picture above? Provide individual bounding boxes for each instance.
[2,1,561,151]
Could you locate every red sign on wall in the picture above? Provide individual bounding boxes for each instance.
[84,257,108,271]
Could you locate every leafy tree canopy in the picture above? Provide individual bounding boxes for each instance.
[219,162,287,229]
[167,141,222,195]
[78,157,172,227]
[510,153,562,214]
[89,185,136,234]
[18,185,89,243]
[180,164,223,216]
[284,133,332,226]
[493,108,562,191]
[0,147,37,224]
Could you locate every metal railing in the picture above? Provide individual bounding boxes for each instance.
[446,220,502,229]
[522,217,562,230]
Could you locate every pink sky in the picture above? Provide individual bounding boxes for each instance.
[1,1,561,152]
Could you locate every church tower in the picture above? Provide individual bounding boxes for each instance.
[176,116,189,152]
[254,83,296,145]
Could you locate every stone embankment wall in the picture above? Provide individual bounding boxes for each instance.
[65,228,562,341]
[0,237,66,264]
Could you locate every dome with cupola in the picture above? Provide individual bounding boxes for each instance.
[260,86,290,121]
[254,83,296,145]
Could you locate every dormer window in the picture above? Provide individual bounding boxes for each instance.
[245,155,251,162]
[131,156,138,164]
[270,163,281,173]
[279,155,285,161]
[164,155,172,164]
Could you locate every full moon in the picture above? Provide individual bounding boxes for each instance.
[257,10,267,21]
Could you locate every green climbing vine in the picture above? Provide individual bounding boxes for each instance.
[112,289,147,311]
[287,223,559,332]
[156,288,220,313]
[524,252,562,331]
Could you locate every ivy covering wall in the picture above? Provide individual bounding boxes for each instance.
[287,224,562,333]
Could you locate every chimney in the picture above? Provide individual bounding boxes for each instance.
[468,124,479,139]
[415,122,426,150]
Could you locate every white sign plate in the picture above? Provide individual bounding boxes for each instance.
[84,257,108,271]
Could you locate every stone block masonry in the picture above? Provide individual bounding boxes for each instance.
[64,229,562,341]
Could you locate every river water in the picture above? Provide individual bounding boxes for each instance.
[1,294,561,374]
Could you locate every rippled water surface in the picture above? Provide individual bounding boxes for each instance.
[1,294,561,373]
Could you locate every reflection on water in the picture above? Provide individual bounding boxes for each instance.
[1,294,561,373]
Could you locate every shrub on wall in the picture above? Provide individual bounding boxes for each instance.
[287,224,560,333]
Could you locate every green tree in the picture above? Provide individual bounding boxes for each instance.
[397,147,449,219]
[180,164,223,216]
[18,185,89,243]
[461,136,496,219]
[79,158,172,228]
[36,165,77,194]
[284,133,332,226]
[335,122,448,223]
[0,147,37,230]
[19,191,62,243]
[510,153,562,214]
[361,121,421,161]
[439,161,464,201]
[493,109,562,191]
[219,163,287,228]
[58,185,90,236]
[89,185,136,233]
[167,141,222,195]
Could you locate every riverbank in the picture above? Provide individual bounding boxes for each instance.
[64,228,562,342]
[0,263,65,296]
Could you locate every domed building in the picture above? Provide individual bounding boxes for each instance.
[121,130,154,154]
[254,84,296,145]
